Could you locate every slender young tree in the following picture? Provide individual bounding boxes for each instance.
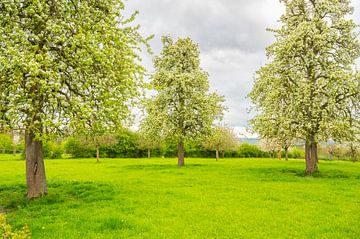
[259,138,281,160]
[137,131,161,158]
[203,126,239,161]
[78,133,117,163]
[0,0,147,198]
[250,0,360,174]
[251,112,294,161]
[143,37,225,167]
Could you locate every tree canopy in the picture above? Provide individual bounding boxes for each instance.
[0,0,147,198]
[203,126,239,161]
[250,0,360,174]
[142,36,225,166]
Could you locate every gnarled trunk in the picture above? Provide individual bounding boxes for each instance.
[26,130,47,199]
[178,140,185,167]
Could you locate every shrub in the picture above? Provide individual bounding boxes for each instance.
[287,147,303,159]
[47,142,64,159]
[237,143,268,158]
[40,141,64,159]
[103,129,139,158]
[0,213,30,238]
[63,137,95,158]
[0,134,13,154]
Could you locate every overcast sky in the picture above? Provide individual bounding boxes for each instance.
[125,0,360,134]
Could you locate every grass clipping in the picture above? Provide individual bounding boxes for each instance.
[0,213,30,239]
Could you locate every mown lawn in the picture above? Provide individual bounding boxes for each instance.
[0,157,359,238]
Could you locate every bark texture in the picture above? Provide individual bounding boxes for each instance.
[178,141,185,167]
[306,138,319,175]
[26,131,47,199]
[278,150,282,161]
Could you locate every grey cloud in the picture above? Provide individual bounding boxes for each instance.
[125,0,360,128]
[127,0,283,53]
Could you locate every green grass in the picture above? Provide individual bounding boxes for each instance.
[0,158,360,238]
[0,154,21,161]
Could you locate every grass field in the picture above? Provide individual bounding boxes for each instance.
[0,154,21,161]
[0,157,360,238]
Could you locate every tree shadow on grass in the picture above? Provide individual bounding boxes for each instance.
[124,163,206,171]
[0,181,115,212]
[243,167,356,181]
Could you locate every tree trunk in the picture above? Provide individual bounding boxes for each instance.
[215,149,219,161]
[178,140,185,167]
[305,141,311,172]
[221,151,225,158]
[312,142,318,172]
[277,149,282,160]
[147,148,151,158]
[12,130,16,155]
[26,130,47,199]
[306,138,318,175]
[350,143,356,162]
[96,146,100,163]
[285,147,289,161]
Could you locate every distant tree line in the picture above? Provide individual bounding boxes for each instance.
[53,134,303,160]
[1,129,358,161]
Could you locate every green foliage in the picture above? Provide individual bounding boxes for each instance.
[64,137,95,158]
[104,129,140,158]
[203,126,239,155]
[237,143,269,158]
[159,138,178,158]
[43,141,64,159]
[0,0,147,140]
[62,129,272,159]
[320,143,360,161]
[142,36,225,147]
[14,140,24,155]
[287,147,304,159]
[0,213,30,239]
[137,129,162,153]
[1,158,360,238]
[0,134,13,154]
[64,130,140,158]
[249,0,360,171]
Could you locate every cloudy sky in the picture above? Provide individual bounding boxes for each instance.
[125,0,360,135]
